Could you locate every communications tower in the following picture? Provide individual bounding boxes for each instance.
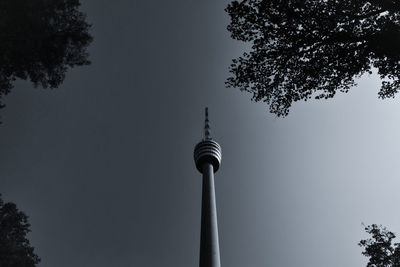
[194,108,222,267]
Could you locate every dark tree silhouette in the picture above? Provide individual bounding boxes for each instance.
[226,0,400,116]
[0,0,92,111]
[359,224,400,266]
[0,195,40,267]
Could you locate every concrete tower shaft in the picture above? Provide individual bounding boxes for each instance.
[193,108,222,267]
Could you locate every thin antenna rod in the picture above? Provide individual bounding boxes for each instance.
[204,107,211,140]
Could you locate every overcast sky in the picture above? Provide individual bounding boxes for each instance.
[1,1,400,267]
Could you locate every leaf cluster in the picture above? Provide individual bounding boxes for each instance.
[226,0,400,116]
[0,0,92,110]
[359,224,400,266]
[0,195,40,267]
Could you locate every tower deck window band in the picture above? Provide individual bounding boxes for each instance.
[193,107,222,267]
[194,140,222,172]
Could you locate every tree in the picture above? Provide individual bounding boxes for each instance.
[226,0,400,116]
[359,224,400,266]
[0,0,92,112]
[0,194,40,267]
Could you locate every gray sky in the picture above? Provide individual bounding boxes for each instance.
[1,1,400,267]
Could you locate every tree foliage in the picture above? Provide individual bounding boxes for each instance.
[0,195,40,267]
[0,0,92,110]
[226,0,400,116]
[359,224,400,266]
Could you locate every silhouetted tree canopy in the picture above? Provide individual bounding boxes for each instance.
[0,194,40,267]
[0,0,92,110]
[226,0,400,116]
[359,224,400,266]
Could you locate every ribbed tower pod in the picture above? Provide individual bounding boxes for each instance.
[194,108,222,267]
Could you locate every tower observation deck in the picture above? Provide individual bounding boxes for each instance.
[194,108,222,267]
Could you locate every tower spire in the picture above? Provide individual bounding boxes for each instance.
[204,107,211,140]
[194,108,222,267]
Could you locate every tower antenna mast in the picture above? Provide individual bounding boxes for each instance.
[204,107,211,140]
